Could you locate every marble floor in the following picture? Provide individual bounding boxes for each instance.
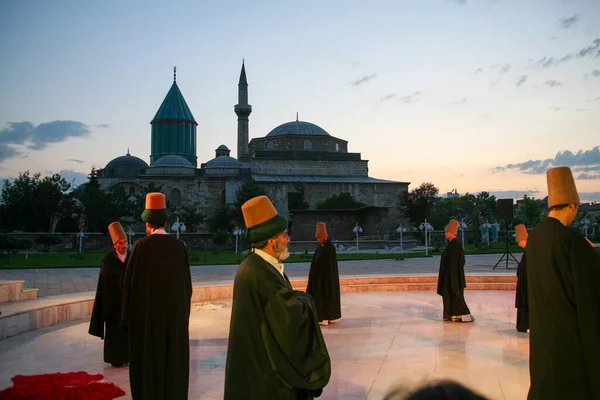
[0,291,530,399]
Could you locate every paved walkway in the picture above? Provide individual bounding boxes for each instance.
[0,291,530,399]
[0,254,519,297]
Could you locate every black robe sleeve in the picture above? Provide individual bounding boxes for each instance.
[89,261,106,339]
[120,241,139,330]
[515,252,528,309]
[261,287,331,392]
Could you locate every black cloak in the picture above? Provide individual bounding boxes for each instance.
[306,239,342,322]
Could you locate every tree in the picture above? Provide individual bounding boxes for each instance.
[288,184,309,211]
[180,206,206,232]
[232,180,265,227]
[208,205,235,233]
[317,192,366,210]
[514,195,544,227]
[400,182,440,224]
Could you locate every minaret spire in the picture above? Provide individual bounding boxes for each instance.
[296,112,299,122]
[173,66,177,83]
[235,60,252,162]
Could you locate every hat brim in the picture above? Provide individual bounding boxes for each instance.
[246,215,288,245]
[141,209,169,226]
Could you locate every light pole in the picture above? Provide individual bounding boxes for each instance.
[76,230,84,253]
[396,225,407,252]
[419,220,433,256]
[353,223,363,252]
[232,227,244,253]
[482,222,492,246]
[171,217,187,239]
[582,217,591,238]
[126,227,135,250]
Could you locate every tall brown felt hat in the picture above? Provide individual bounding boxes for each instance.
[108,222,126,244]
[446,219,459,235]
[141,192,169,225]
[547,166,580,208]
[515,224,528,242]
[242,195,288,245]
[315,222,328,239]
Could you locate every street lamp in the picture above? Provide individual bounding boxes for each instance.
[352,223,363,252]
[582,217,591,238]
[171,217,187,240]
[396,225,407,252]
[232,227,244,253]
[482,222,492,246]
[126,227,135,250]
[460,219,468,249]
[76,230,84,253]
[419,219,433,256]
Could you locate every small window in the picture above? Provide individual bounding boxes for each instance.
[335,143,340,152]
[304,140,312,150]
[267,141,274,150]
[170,188,182,208]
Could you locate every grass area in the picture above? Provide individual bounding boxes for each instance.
[0,250,431,269]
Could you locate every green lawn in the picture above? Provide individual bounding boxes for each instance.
[0,250,432,269]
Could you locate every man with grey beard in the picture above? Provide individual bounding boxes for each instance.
[224,195,331,400]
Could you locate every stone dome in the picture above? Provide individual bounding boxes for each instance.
[266,121,330,137]
[217,144,229,150]
[103,153,149,178]
[152,155,195,168]
[203,155,244,169]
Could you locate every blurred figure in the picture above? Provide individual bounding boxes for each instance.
[89,221,129,367]
[526,167,600,400]
[383,381,489,400]
[514,224,529,333]
[437,219,474,322]
[306,222,341,326]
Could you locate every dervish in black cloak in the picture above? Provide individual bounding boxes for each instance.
[89,221,129,367]
[437,219,473,322]
[121,193,192,400]
[514,223,529,333]
[225,195,330,400]
[526,166,600,400]
[306,222,341,326]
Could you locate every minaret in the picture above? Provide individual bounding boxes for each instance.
[234,60,252,162]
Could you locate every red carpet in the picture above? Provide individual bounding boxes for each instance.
[0,371,125,399]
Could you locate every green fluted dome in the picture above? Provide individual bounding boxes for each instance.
[151,82,196,123]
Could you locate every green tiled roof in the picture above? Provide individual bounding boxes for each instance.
[151,82,196,123]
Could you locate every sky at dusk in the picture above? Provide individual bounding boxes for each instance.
[1,0,599,201]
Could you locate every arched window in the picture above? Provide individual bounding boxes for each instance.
[267,141,274,150]
[304,140,312,150]
[170,188,182,208]
[335,143,340,152]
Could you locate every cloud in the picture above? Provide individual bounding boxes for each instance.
[446,97,468,107]
[351,74,377,86]
[579,192,600,202]
[516,75,527,87]
[593,70,600,77]
[0,120,93,153]
[499,63,511,74]
[474,68,483,74]
[67,158,85,164]
[552,106,561,112]
[493,146,600,177]
[544,80,563,88]
[533,38,599,68]
[56,169,89,187]
[487,190,540,200]
[400,91,421,104]
[588,96,600,102]
[96,124,111,129]
[559,15,578,29]
[576,108,587,112]
[380,93,395,102]
[447,0,467,4]
[0,143,22,162]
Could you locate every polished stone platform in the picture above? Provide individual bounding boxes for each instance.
[0,291,530,400]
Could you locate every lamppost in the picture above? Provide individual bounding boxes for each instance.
[353,223,363,252]
[76,230,84,254]
[232,227,244,253]
[482,222,492,246]
[419,220,433,256]
[582,217,591,238]
[460,219,468,249]
[396,225,407,252]
[171,217,187,239]
[126,227,135,250]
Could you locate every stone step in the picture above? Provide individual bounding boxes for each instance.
[0,280,39,303]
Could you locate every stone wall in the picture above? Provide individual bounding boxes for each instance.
[250,135,347,153]
[251,159,368,176]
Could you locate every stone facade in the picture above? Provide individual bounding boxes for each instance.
[249,135,348,153]
[251,159,368,176]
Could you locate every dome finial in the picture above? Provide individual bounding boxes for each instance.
[296,112,298,122]
[173,66,177,83]
[126,147,130,156]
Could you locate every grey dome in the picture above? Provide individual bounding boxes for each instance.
[204,155,244,169]
[152,155,195,168]
[104,153,149,171]
[266,121,330,137]
[217,144,229,150]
